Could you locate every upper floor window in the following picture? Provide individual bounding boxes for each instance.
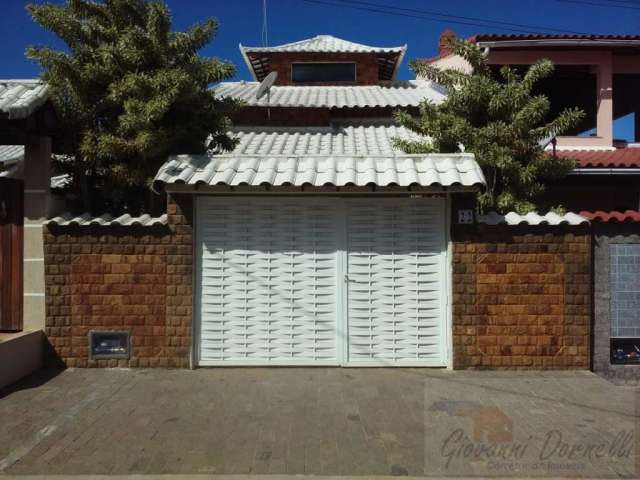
[291,62,356,83]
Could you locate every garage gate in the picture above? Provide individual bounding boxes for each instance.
[195,196,449,367]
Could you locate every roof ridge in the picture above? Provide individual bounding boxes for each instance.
[241,35,406,52]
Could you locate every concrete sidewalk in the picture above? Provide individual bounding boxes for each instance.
[0,368,637,477]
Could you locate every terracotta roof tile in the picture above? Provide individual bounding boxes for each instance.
[555,149,640,168]
[579,210,640,223]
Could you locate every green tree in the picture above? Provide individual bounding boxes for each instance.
[395,37,585,213]
[27,0,237,212]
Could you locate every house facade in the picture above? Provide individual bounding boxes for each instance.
[36,35,595,371]
[147,35,483,367]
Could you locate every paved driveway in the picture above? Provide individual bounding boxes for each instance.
[0,368,637,478]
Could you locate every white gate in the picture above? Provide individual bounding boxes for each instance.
[195,196,448,367]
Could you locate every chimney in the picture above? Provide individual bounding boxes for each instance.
[438,30,457,56]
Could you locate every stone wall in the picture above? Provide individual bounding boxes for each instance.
[452,225,591,369]
[43,194,193,368]
[44,194,596,370]
[593,223,640,384]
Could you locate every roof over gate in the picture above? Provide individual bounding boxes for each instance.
[152,123,485,192]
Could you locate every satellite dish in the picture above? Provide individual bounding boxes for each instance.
[256,71,278,100]
[256,71,277,122]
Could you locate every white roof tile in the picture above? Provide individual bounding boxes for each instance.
[213,80,445,108]
[0,80,49,119]
[46,213,167,227]
[0,145,70,188]
[153,124,484,191]
[154,153,483,191]
[0,145,24,165]
[477,211,589,226]
[241,35,405,53]
[229,124,425,155]
[0,145,25,179]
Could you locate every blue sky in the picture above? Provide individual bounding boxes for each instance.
[2,0,639,136]
[3,0,640,80]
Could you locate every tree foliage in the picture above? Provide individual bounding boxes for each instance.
[27,0,238,212]
[395,37,585,213]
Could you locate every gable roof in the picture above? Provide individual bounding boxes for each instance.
[240,35,406,81]
[0,80,49,119]
[213,80,445,109]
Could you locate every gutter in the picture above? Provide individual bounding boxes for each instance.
[569,168,640,175]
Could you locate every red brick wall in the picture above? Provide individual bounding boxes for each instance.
[44,195,193,368]
[452,226,591,369]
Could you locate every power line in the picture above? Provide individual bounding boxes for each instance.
[302,0,591,35]
[583,0,640,5]
[557,0,640,9]
[329,0,589,34]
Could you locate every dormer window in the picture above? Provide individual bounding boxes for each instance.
[240,35,406,84]
[291,62,356,83]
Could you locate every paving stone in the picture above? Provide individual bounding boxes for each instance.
[0,368,637,477]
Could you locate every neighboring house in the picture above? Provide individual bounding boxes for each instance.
[426,32,640,381]
[0,80,56,333]
[426,31,640,214]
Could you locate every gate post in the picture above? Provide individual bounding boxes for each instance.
[23,135,51,331]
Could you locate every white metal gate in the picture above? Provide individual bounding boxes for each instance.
[345,199,447,366]
[195,196,448,367]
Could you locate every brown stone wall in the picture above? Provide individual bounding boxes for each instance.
[165,194,194,367]
[452,226,591,369]
[44,195,193,368]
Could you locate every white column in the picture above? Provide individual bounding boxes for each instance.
[597,52,613,146]
[23,136,51,331]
